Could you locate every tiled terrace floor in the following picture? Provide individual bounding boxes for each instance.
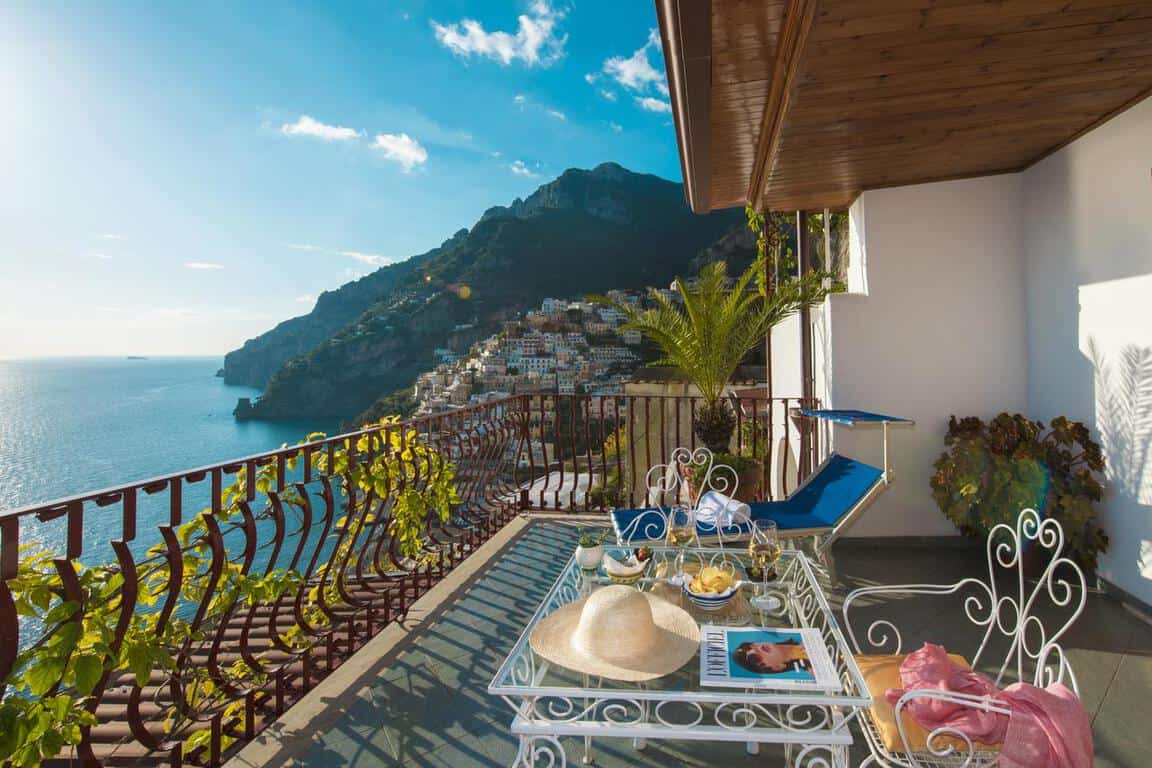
[229,518,1152,768]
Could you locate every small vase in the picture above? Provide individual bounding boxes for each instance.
[575,544,604,570]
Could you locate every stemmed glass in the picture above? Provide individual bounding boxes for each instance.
[666,504,696,583]
[748,519,781,603]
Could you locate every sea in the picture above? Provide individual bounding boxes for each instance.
[0,357,338,642]
[0,357,333,515]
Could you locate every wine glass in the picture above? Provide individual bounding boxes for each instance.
[666,504,696,583]
[748,519,781,598]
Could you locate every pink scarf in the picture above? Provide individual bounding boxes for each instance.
[884,643,1093,768]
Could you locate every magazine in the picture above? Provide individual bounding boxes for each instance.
[698,625,842,692]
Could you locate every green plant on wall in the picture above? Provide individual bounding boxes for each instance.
[930,413,1108,571]
[0,417,458,767]
[587,426,626,508]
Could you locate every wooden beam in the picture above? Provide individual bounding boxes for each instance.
[658,0,713,214]
[746,0,818,210]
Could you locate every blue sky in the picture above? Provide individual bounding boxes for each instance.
[0,1,679,358]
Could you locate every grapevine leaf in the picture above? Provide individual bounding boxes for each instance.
[73,654,104,694]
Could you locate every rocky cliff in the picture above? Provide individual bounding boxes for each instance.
[226,163,751,422]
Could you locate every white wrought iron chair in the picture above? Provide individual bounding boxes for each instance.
[841,508,1087,767]
[609,446,868,581]
[610,446,752,550]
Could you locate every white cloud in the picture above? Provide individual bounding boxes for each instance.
[636,96,672,113]
[185,262,225,270]
[608,122,623,134]
[341,250,396,267]
[280,115,361,141]
[546,109,567,121]
[491,150,503,158]
[286,244,405,269]
[432,1,567,67]
[295,294,315,305]
[91,252,113,261]
[599,27,671,115]
[510,160,539,177]
[602,28,666,93]
[584,73,598,84]
[513,94,527,107]
[372,132,428,172]
[101,233,126,240]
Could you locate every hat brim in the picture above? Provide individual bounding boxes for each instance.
[529,591,701,682]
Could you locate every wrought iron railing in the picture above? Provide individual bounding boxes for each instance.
[0,392,818,766]
[512,393,823,511]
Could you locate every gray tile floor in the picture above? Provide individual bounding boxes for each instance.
[273,521,1152,767]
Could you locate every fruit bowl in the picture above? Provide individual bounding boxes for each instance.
[602,554,649,585]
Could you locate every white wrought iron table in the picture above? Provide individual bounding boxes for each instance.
[488,545,872,767]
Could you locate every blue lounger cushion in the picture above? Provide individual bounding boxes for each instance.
[611,454,884,543]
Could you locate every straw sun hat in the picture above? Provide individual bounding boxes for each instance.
[529,585,700,682]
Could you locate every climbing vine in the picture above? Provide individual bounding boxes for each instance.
[0,417,459,766]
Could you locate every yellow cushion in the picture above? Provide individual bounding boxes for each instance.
[855,653,1002,754]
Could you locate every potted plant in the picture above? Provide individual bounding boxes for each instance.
[592,257,832,454]
[575,528,608,569]
[930,413,1108,573]
[682,453,763,503]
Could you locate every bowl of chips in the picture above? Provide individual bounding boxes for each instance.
[682,565,741,612]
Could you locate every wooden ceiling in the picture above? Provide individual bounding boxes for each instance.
[659,0,1152,212]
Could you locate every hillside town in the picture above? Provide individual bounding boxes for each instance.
[412,289,680,414]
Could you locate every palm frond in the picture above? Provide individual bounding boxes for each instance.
[599,259,835,405]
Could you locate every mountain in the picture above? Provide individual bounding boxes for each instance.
[225,162,751,422]
[222,230,466,388]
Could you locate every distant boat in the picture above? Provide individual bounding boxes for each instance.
[126,355,148,360]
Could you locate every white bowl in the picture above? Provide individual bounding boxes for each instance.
[603,554,648,585]
[682,581,740,612]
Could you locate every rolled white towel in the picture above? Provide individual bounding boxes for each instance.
[694,491,751,528]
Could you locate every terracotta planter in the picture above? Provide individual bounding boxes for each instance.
[680,461,763,504]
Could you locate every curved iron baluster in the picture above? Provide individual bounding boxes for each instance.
[0,394,557,765]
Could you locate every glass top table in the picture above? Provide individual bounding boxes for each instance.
[488,544,871,767]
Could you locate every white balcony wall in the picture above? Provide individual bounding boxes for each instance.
[823,174,1029,537]
[813,92,1152,603]
[1022,94,1152,605]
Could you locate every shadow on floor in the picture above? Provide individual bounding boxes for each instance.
[271,522,1152,767]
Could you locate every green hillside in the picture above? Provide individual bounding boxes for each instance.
[225,163,750,421]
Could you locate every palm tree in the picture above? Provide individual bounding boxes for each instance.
[595,258,833,453]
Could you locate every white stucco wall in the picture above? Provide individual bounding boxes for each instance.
[1022,94,1152,604]
[825,175,1029,537]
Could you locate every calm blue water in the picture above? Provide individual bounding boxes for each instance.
[0,357,332,513]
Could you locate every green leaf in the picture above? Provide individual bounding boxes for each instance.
[42,600,80,625]
[48,696,72,723]
[73,654,104,694]
[30,588,52,612]
[126,644,153,688]
[26,656,66,696]
[37,728,64,759]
